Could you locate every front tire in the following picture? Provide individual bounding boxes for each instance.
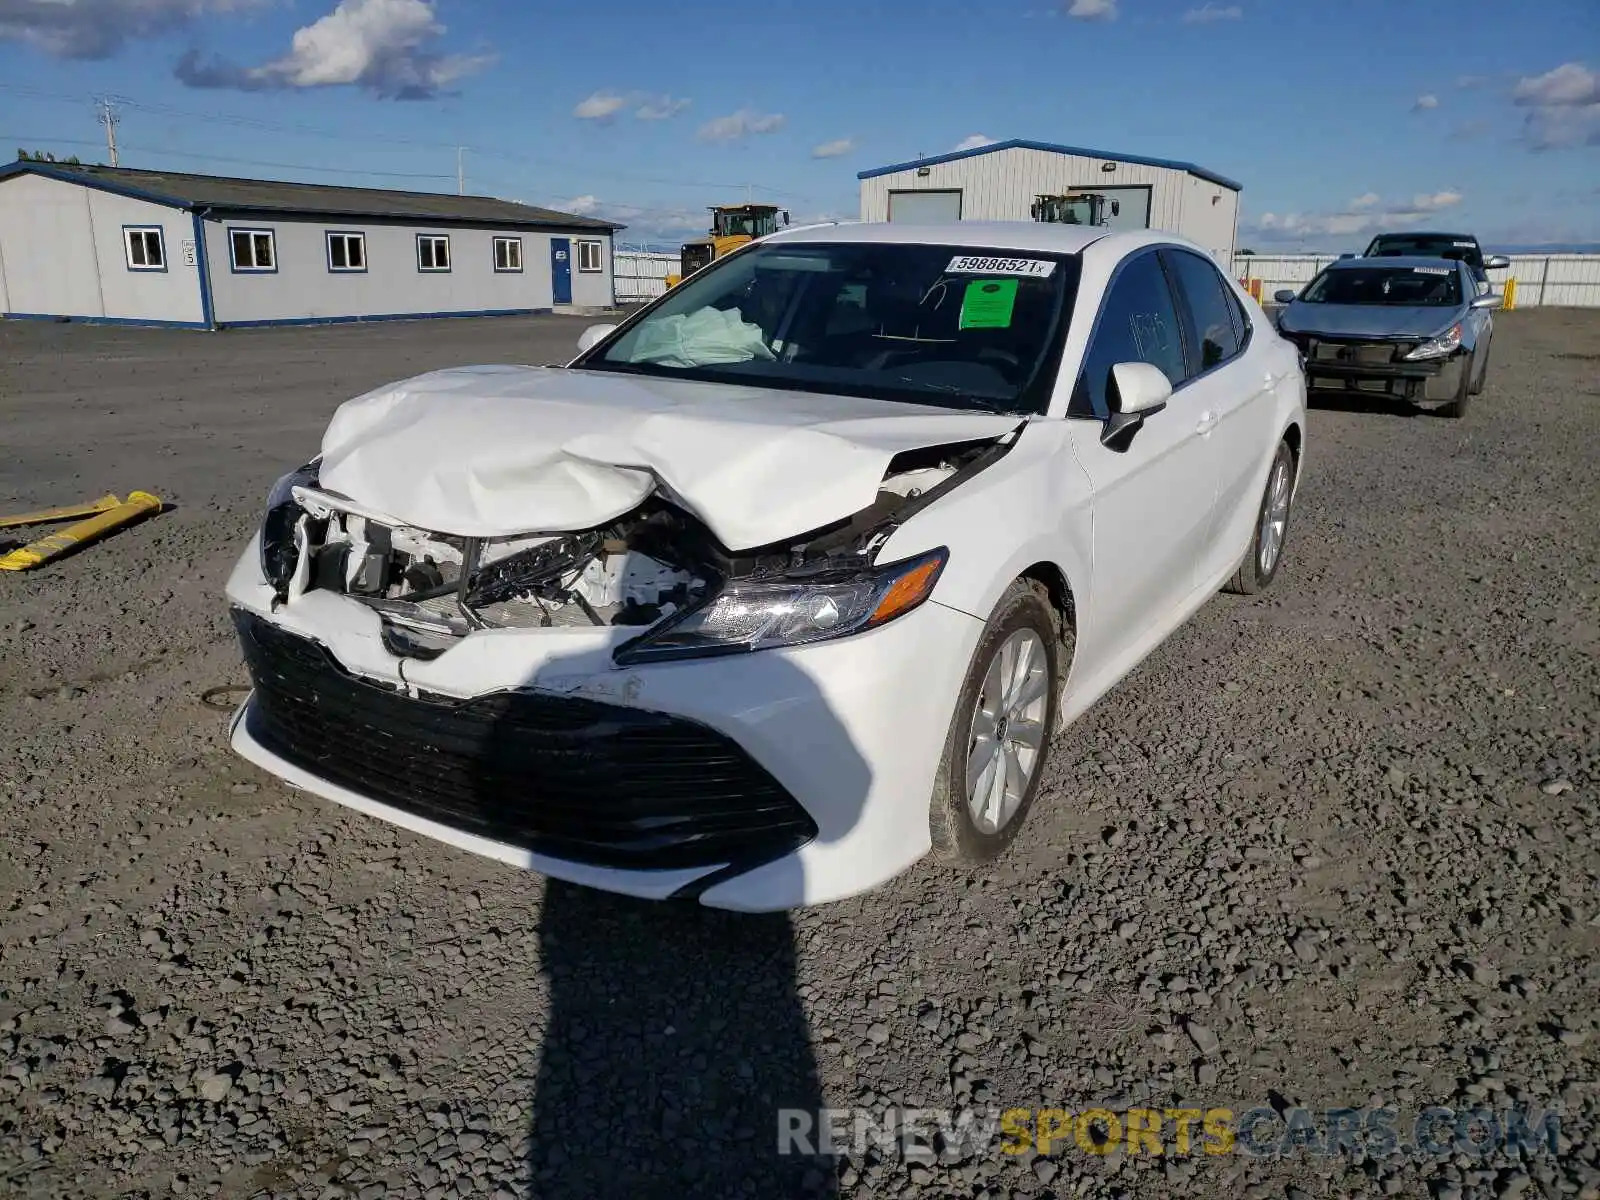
[1224,439,1296,595]
[929,580,1063,864]
[1438,349,1475,418]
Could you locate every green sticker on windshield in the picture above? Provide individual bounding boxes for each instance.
[959,278,1018,329]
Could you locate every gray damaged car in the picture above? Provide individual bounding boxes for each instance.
[1274,255,1501,418]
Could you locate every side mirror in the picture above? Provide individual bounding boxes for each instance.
[1484,255,1510,270]
[1470,292,1502,310]
[1102,362,1172,449]
[576,323,618,353]
[1274,289,1297,304]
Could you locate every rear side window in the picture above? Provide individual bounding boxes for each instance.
[1071,250,1185,417]
[1166,249,1244,375]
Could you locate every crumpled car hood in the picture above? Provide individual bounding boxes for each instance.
[1280,302,1459,341]
[317,365,1022,551]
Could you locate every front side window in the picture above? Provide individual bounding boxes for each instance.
[1302,265,1462,307]
[327,231,366,272]
[230,229,276,272]
[124,227,165,271]
[417,234,451,272]
[577,240,604,272]
[493,236,522,272]
[1166,249,1243,374]
[1071,250,1186,417]
[582,241,1081,415]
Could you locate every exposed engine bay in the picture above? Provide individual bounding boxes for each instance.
[273,435,1011,659]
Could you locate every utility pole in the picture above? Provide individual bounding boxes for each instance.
[97,97,120,167]
[456,146,466,196]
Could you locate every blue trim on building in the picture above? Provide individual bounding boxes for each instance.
[218,307,548,329]
[325,230,369,273]
[3,312,210,329]
[191,212,216,329]
[226,226,279,273]
[856,139,1244,192]
[120,224,169,272]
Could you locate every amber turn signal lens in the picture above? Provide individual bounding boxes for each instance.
[869,553,946,626]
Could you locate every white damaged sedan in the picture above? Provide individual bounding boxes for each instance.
[226,223,1306,911]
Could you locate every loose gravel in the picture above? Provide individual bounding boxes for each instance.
[1,311,1597,1200]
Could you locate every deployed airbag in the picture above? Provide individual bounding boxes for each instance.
[626,306,778,369]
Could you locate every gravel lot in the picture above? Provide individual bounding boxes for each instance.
[1,310,1597,1200]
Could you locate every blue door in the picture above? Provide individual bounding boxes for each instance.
[550,238,572,304]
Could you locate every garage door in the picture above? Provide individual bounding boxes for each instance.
[888,190,963,223]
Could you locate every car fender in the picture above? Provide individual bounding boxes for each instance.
[876,417,1093,650]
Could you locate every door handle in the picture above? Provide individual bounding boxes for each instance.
[1195,412,1217,436]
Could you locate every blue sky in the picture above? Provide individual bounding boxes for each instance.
[2,0,1596,248]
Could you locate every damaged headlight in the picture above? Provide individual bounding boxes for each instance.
[1403,324,1463,360]
[616,547,947,664]
[259,460,320,595]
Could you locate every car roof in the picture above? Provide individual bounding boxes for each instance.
[1367,231,1476,243]
[1331,254,1466,271]
[766,220,1124,255]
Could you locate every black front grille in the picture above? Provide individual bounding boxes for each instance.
[233,610,816,870]
[1308,339,1409,366]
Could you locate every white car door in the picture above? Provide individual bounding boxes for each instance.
[1066,249,1221,685]
[1161,248,1282,584]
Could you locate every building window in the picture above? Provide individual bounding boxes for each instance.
[124,227,166,271]
[326,231,366,273]
[229,228,277,273]
[493,236,523,272]
[417,234,451,272]
[576,240,604,273]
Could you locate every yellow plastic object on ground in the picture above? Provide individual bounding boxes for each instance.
[1504,277,1518,310]
[0,491,162,571]
[0,493,122,530]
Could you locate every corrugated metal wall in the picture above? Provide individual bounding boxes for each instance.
[1233,253,1600,308]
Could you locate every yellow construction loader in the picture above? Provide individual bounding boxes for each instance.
[664,203,789,289]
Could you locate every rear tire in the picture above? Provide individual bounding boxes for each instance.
[1438,350,1475,419]
[1224,440,1296,596]
[929,580,1063,865]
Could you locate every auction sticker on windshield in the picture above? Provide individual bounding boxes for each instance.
[946,256,1057,278]
[960,279,1019,329]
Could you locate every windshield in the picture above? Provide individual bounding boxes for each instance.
[583,241,1081,414]
[1302,265,1463,307]
[1364,234,1482,269]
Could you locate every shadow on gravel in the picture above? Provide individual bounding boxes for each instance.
[1305,390,1424,418]
[514,654,869,1198]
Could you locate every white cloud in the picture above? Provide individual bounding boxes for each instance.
[1412,190,1461,211]
[573,91,628,120]
[1245,191,1468,242]
[811,137,856,159]
[1065,0,1116,18]
[1,0,264,60]
[1512,62,1600,148]
[634,95,690,120]
[174,0,489,99]
[697,108,786,141]
[1182,4,1242,22]
[562,194,601,215]
[953,133,995,151]
[1413,93,1439,111]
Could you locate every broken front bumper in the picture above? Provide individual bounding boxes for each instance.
[225,538,985,911]
[1291,338,1467,402]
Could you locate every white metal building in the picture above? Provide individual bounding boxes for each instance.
[858,139,1243,264]
[0,162,621,329]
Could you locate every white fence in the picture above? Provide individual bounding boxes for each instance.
[614,250,678,303]
[1232,253,1600,309]
[618,248,1600,309]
